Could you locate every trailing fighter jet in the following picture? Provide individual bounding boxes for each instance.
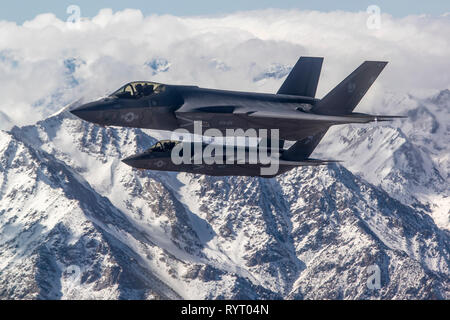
[121,139,341,177]
[71,56,403,174]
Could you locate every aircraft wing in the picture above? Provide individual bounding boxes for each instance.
[246,110,405,124]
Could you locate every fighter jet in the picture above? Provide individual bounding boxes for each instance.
[71,56,403,174]
[121,139,341,177]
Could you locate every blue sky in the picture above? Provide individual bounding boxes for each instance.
[1,0,449,23]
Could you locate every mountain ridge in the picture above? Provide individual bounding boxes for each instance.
[0,90,448,299]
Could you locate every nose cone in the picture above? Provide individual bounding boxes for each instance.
[122,153,151,169]
[70,98,147,128]
[122,154,139,167]
[70,101,103,123]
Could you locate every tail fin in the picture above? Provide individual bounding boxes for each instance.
[313,61,388,115]
[281,129,328,160]
[277,57,323,97]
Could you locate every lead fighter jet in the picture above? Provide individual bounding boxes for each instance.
[71,57,403,176]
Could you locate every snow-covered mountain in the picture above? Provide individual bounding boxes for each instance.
[314,89,449,230]
[0,91,448,299]
[253,63,291,82]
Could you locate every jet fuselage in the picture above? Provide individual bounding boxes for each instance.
[70,58,400,177]
[72,84,319,141]
[121,140,334,177]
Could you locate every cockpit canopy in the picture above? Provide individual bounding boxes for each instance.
[110,81,165,99]
[147,140,180,153]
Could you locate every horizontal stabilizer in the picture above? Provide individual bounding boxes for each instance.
[278,158,342,166]
[277,57,324,97]
[348,113,407,122]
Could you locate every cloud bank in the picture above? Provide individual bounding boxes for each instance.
[0,8,448,129]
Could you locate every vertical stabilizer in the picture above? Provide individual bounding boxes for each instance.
[277,57,324,97]
[313,61,387,115]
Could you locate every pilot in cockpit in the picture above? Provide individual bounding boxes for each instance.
[135,83,144,97]
[143,84,154,96]
[150,141,177,153]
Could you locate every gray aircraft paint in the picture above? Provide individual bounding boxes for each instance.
[71,57,403,176]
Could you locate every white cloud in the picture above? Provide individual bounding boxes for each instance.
[0,8,448,129]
